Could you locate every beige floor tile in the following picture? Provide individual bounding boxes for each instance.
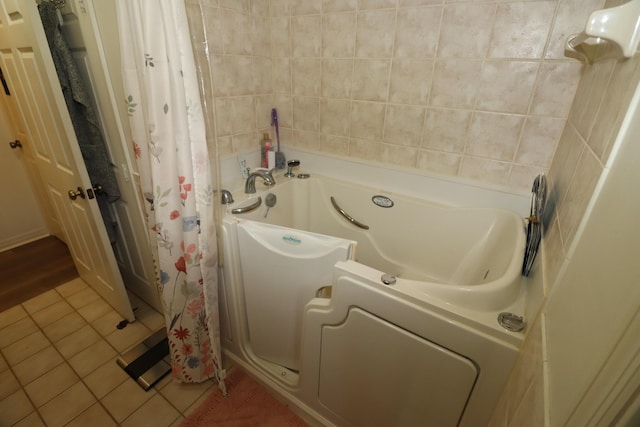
[101,377,156,423]
[170,416,185,427]
[158,377,214,413]
[54,324,101,359]
[55,278,89,298]
[121,394,181,427]
[2,330,50,366]
[12,346,65,386]
[24,363,79,408]
[31,300,74,328]
[12,411,46,427]
[68,339,117,377]
[0,316,39,348]
[0,305,28,328]
[65,287,101,310]
[38,382,96,427]
[0,368,21,400]
[22,290,62,315]
[136,304,166,331]
[42,312,88,343]
[64,402,117,427]
[183,385,213,417]
[91,310,123,337]
[77,298,114,323]
[0,389,34,426]
[84,359,129,399]
[105,320,152,353]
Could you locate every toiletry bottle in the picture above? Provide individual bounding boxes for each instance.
[261,133,271,168]
[268,146,276,170]
[264,134,272,168]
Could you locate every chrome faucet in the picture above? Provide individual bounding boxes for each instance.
[244,170,276,193]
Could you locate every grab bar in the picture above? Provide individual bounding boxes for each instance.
[330,196,369,230]
[231,197,262,214]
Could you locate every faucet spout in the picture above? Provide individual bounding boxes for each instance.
[245,170,276,193]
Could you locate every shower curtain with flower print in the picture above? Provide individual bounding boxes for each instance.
[116,0,223,388]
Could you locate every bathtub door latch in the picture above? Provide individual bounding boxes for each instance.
[498,312,525,332]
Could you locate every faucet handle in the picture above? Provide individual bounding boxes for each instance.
[285,159,300,178]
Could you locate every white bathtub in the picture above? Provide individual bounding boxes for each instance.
[220,172,528,427]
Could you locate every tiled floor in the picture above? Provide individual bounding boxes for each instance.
[0,278,219,427]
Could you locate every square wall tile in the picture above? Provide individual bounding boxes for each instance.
[460,156,511,186]
[320,134,350,156]
[359,0,397,10]
[489,2,556,59]
[292,58,321,96]
[430,59,482,109]
[352,59,391,102]
[221,9,253,55]
[476,61,539,114]
[438,3,496,58]
[467,112,525,161]
[355,10,396,58]
[388,59,433,105]
[270,17,291,57]
[292,96,320,131]
[383,104,426,147]
[320,98,352,136]
[394,7,441,58]
[516,116,565,168]
[322,13,356,57]
[382,144,419,167]
[349,138,383,160]
[422,108,471,154]
[417,150,462,176]
[291,0,322,15]
[530,62,583,118]
[322,59,353,99]
[323,0,357,13]
[350,101,386,140]
[291,15,322,57]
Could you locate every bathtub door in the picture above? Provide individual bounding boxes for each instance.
[236,220,355,371]
[318,308,478,427]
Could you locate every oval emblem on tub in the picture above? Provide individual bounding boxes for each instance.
[282,235,302,245]
[372,195,394,208]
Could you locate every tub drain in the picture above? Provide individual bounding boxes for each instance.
[498,312,525,332]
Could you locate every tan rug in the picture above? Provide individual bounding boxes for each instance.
[180,369,309,427]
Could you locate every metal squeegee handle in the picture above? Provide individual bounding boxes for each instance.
[330,196,369,230]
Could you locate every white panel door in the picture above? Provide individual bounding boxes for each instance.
[0,0,134,321]
[56,0,161,311]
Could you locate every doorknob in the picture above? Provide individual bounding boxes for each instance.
[9,140,22,149]
[68,187,86,200]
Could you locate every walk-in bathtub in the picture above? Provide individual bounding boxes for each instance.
[220,171,527,427]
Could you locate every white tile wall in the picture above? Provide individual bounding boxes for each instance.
[191,0,605,193]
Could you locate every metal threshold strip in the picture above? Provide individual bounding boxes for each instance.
[116,328,171,391]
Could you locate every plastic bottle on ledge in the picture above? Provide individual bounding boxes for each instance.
[261,133,272,168]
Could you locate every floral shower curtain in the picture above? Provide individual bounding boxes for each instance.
[116,0,223,388]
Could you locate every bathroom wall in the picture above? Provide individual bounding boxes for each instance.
[488,0,640,424]
[185,0,639,425]
[190,0,610,193]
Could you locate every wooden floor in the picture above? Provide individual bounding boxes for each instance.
[0,236,78,312]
